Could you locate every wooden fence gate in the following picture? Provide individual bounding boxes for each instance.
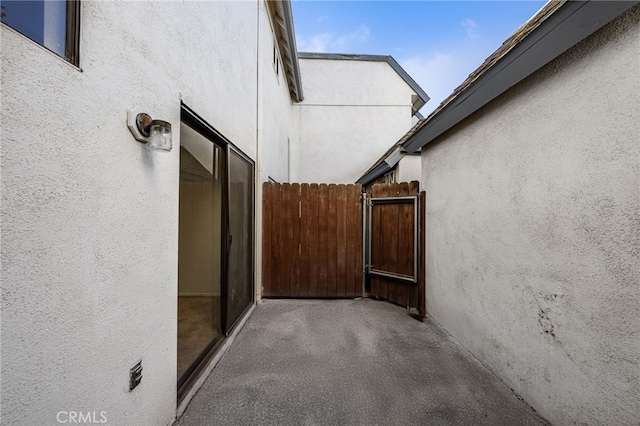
[262,183,363,298]
[366,182,425,316]
[262,181,425,317]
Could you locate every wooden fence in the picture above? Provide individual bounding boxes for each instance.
[262,183,363,298]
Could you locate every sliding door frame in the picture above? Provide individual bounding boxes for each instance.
[178,103,256,399]
[177,105,229,398]
[223,144,255,336]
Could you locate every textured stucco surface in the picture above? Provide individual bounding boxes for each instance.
[259,7,296,185]
[1,1,293,424]
[397,155,422,184]
[293,59,415,183]
[254,3,299,302]
[422,6,640,425]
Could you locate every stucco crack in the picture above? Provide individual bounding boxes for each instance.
[534,293,564,340]
[537,308,556,338]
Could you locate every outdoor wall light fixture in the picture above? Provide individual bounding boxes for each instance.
[127,107,172,151]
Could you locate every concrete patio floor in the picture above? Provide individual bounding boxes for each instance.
[177,299,548,425]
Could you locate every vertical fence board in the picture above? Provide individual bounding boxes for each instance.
[397,201,412,307]
[345,186,358,297]
[317,184,329,297]
[308,184,320,296]
[262,183,273,296]
[390,201,400,303]
[299,184,310,297]
[271,184,282,297]
[290,184,301,297]
[379,185,391,300]
[280,184,292,297]
[336,185,347,297]
[354,187,364,297]
[370,189,382,298]
[327,185,338,297]
[398,183,411,307]
[354,186,363,298]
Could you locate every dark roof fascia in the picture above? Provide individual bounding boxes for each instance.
[357,144,400,186]
[281,0,304,102]
[298,52,429,113]
[357,162,392,186]
[356,118,427,185]
[403,0,639,153]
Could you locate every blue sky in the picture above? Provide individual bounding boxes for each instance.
[291,1,546,114]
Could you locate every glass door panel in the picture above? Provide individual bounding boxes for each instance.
[225,148,254,333]
[177,122,224,384]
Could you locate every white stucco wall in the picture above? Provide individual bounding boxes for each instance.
[254,2,298,301]
[292,59,416,183]
[0,1,286,424]
[259,10,295,184]
[397,155,421,184]
[422,6,640,425]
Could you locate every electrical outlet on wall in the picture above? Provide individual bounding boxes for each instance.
[129,361,143,391]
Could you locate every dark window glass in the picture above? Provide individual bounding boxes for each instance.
[226,148,254,332]
[1,0,78,64]
[177,122,225,386]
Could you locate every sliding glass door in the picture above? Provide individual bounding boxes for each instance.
[177,122,225,386]
[177,105,255,399]
[224,147,255,333]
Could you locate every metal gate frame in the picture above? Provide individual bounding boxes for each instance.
[364,195,420,284]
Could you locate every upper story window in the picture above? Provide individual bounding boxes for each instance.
[272,45,281,80]
[1,0,80,65]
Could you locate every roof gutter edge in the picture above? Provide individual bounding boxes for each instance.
[356,162,392,186]
[282,0,304,102]
[386,56,430,112]
[356,147,405,186]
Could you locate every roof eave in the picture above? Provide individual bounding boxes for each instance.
[403,0,638,153]
[356,118,427,185]
[357,162,394,186]
[281,0,304,102]
[386,56,430,113]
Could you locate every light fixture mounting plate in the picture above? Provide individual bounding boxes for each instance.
[127,106,150,143]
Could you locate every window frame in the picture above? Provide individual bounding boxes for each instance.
[65,0,81,66]
[1,0,80,66]
[272,45,281,80]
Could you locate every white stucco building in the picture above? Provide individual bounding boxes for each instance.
[0,1,424,424]
[292,53,427,183]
